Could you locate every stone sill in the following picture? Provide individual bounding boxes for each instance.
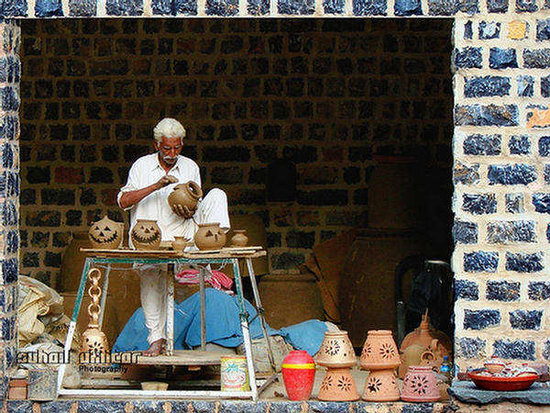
[6,399,451,413]
[450,380,550,405]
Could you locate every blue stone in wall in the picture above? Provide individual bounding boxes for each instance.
[0,116,18,141]
[463,133,502,154]
[487,220,536,243]
[539,136,550,156]
[544,341,550,361]
[487,280,520,301]
[6,230,18,254]
[0,0,28,16]
[324,0,344,13]
[506,252,543,272]
[69,0,97,16]
[353,0,387,14]
[106,0,144,15]
[35,0,63,16]
[395,0,422,15]
[2,142,13,169]
[488,164,536,185]
[509,135,530,154]
[510,310,543,330]
[278,0,315,14]
[464,21,473,38]
[529,282,550,300]
[77,401,127,413]
[453,220,478,244]
[454,47,482,68]
[248,0,269,14]
[505,193,524,213]
[455,104,518,127]
[464,76,510,97]
[494,340,535,360]
[1,316,15,340]
[516,0,537,12]
[538,19,550,40]
[2,201,18,226]
[458,0,479,13]
[462,193,497,214]
[533,193,550,213]
[0,87,19,112]
[464,309,501,330]
[454,162,480,185]
[523,49,550,68]
[545,165,550,183]
[175,0,198,14]
[455,279,479,300]
[479,21,501,39]
[487,0,507,12]
[517,75,534,97]
[542,75,550,98]
[151,0,171,14]
[464,251,498,273]
[457,337,486,359]
[1,258,18,285]
[428,0,457,16]
[489,48,518,69]
[0,57,8,83]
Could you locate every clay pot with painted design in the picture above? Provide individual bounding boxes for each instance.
[360,330,401,370]
[89,216,124,249]
[167,181,202,213]
[318,367,359,401]
[131,219,161,250]
[316,331,356,368]
[401,366,440,402]
[194,222,226,251]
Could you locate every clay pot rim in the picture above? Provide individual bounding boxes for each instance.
[407,365,434,372]
[317,360,357,368]
[233,229,247,233]
[135,219,158,224]
[324,330,349,336]
[367,330,394,336]
[173,236,190,241]
[198,222,220,227]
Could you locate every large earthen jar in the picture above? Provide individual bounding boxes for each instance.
[360,330,401,370]
[194,222,226,251]
[167,181,202,212]
[131,219,161,250]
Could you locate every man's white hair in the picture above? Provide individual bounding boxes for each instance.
[153,118,186,142]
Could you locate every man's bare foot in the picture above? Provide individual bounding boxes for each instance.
[143,339,166,357]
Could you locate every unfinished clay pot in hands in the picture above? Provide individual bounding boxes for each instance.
[167,181,202,216]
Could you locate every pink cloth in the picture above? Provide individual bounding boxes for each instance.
[175,269,233,291]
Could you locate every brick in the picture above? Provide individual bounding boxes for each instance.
[533,193,550,213]
[271,252,305,270]
[26,166,50,184]
[455,280,479,300]
[505,252,543,272]
[539,137,550,155]
[489,48,518,69]
[537,19,550,40]
[486,280,520,301]
[296,211,320,226]
[488,164,536,185]
[453,220,478,244]
[25,211,61,227]
[464,251,498,273]
[89,167,114,183]
[42,188,75,205]
[457,337,486,359]
[1,259,18,284]
[31,232,49,248]
[465,76,510,98]
[106,0,143,15]
[462,194,496,215]
[394,0,422,15]
[80,188,97,206]
[324,0,345,13]
[297,190,348,205]
[510,310,542,330]
[69,0,97,16]
[282,146,317,163]
[528,281,550,300]
[479,21,501,39]
[211,167,243,184]
[454,162,480,185]
[516,0,537,12]
[286,230,315,248]
[493,340,535,360]
[523,49,550,68]
[464,21,473,38]
[455,104,518,127]
[509,135,530,154]
[487,220,536,243]
[508,20,527,39]
[542,75,550,97]
[464,309,501,330]
[453,48,481,69]
[544,341,550,361]
[505,193,524,213]
[463,134,501,154]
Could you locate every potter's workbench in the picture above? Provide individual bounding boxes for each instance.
[57,247,276,400]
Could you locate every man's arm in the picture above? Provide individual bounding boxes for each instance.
[119,176,176,210]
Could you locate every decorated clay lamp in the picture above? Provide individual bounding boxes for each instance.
[316,331,359,401]
[131,219,162,250]
[401,365,440,402]
[282,350,315,400]
[360,330,401,401]
[89,216,124,249]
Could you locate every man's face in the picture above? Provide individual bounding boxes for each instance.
[155,136,183,166]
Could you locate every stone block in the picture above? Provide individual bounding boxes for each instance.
[510,310,542,329]
[465,76,510,97]
[464,251,498,273]
[462,193,497,215]
[324,0,345,13]
[286,231,315,248]
[455,279,479,300]
[488,164,536,185]
[455,104,518,127]
[464,21,473,38]
[509,135,530,154]
[516,0,537,12]
[271,252,305,270]
[528,281,550,300]
[523,49,550,68]
[41,189,75,205]
[487,220,536,243]
[489,48,518,69]
[69,0,97,15]
[544,165,550,183]
[493,340,535,360]
[395,0,423,15]
[533,193,550,213]
[454,47,482,68]
[537,19,550,41]
[487,0,508,12]
[539,136,550,155]
[505,193,524,213]
[459,0,479,13]
[545,341,550,361]
[0,0,28,16]
[508,20,528,39]
[278,0,315,14]
[542,75,550,97]
[453,220,478,244]
[297,190,348,205]
[35,0,63,16]
[106,0,143,15]
[457,337,486,358]
[464,309,501,330]
[1,258,18,285]
[454,162,480,185]
[486,280,520,301]
[479,21,501,38]
[248,0,269,14]
[352,0,387,15]
[527,106,550,129]
[463,133,502,154]
[505,252,543,272]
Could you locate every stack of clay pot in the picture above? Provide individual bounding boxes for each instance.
[316,331,359,401]
[360,330,401,401]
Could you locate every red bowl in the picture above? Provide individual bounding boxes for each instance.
[468,372,539,391]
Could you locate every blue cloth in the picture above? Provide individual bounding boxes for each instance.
[112,289,327,356]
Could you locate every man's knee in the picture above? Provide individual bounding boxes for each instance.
[204,188,227,203]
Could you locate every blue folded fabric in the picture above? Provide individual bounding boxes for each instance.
[112,289,326,356]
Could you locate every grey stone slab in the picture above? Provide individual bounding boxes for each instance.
[450,381,550,405]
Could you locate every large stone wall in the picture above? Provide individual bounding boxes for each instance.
[18,18,453,286]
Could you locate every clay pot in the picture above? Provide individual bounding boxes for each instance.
[316,331,356,368]
[398,344,426,378]
[282,350,315,401]
[400,313,452,357]
[89,216,124,249]
[131,219,161,250]
[362,369,400,401]
[230,230,248,247]
[167,181,203,212]
[401,366,440,402]
[194,222,226,251]
[318,368,359,401]
[172,236,189,251]
[360,330,401,370]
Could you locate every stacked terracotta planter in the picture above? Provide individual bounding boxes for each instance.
[360,330,401,401]
[316,331,359,401]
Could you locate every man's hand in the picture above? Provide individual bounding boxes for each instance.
[155,175,178,190]
[171,203,196,219]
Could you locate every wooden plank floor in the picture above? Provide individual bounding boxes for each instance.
[113,350,224,366]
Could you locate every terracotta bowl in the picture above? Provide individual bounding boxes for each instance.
[468,372,539,391]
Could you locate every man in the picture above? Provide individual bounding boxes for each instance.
[117,118,230,356]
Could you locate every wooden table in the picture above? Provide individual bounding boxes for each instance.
[57,247,276,400]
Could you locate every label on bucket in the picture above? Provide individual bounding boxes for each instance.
[220,356,250,392]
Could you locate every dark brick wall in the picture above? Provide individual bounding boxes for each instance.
[19,19,453,286]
